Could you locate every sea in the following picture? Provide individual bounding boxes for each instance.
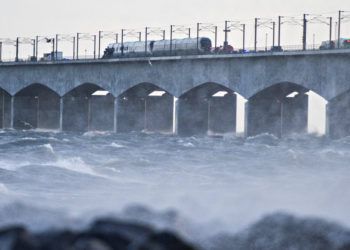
[0,129,349,248]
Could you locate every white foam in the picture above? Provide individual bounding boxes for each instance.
[53,157,105,177]
[110,142,126,148]
[0,183,8,194]
[40,144,55,154]
[83,131,110,137]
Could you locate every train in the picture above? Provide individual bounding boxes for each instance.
[102,37,212,58]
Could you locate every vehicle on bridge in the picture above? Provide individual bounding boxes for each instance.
[320,38,350,50]
[102,37,212,58]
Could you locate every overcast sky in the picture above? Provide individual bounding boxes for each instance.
[1,0,350,58]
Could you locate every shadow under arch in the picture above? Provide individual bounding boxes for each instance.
[14,83,60,130]
[62,83,115,132]
[327,88,350,138]
[247,82,316,137]
[178,82,239,136]
[117,82,174,133]
[0,88,11,129]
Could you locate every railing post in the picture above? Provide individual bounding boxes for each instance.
[196,23,200,52]
[145,27,148,55]
[0,42,2,62]
[73,37,76,59]
[278,16,282,47]
[329,17,333,46]
[170,25,173,55]
[98,31,102,59]
[15,37,19,62]
[338,10,342,48]
[242,24,246,51]
[302,14,307,51]
[94,35,97,59]
[76,33,79,59]
[254,18,258,52]
[35,36,39,59]
[55,34,58,59]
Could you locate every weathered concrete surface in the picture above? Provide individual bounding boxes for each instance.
[0,50,349,100]
[0,50,349,136]
[246,83,309,137]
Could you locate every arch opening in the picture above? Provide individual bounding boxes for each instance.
[0,88,11,129]
[178,83,238,136]
[14,84,60,130]
[327,89,350,139]
[62,83,115,132]
[247,82,326,137]
[117,83,174,133]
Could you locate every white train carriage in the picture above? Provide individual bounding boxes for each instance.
[103,37,212,58]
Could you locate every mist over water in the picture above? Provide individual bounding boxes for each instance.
[0,130,350,247]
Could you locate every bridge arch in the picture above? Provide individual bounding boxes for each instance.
[117,82,174,133]
[14,83,60,129]
[0,88,11,129]
[62,83,115,131]
[178,82,240,136]
[246,82,327,137]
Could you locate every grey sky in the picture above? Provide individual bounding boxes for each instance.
[1,0,349,36]
[1,0,350,59]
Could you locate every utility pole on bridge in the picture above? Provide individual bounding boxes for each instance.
[302,14,308,51]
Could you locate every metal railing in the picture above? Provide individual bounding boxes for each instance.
[0,44,349,64]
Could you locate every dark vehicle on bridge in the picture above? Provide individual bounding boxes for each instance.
[320,38,350,50]
[102,37,212,58]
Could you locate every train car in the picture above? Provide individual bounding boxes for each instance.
[102,37,212,58]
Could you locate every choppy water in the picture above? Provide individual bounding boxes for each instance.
[0,130,350,248]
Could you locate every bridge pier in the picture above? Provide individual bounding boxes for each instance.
[178,84,237,136]
[13,84,60,130]
[62,85,114,132]
[117,84,173,133]
[327,91,350,138]
[246,83,309,137]
[0,89,11,129]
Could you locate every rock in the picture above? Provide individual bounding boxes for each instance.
[131,231,197,250]
[0,226,37,250]
[0,218,197,250]
[209,213,350,250]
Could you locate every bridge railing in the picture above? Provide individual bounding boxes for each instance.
[0,44,349,64]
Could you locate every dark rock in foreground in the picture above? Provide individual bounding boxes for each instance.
[0,218,197,250]
[208,213,350,250]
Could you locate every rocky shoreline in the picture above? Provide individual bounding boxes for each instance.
[2,212,350,250]
[0,218,197,250]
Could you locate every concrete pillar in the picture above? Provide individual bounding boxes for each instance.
[59,98,63,131]
[327,92,350,138]
[173,98,179,134]
[62,96,89,131]
[208,94,236,134]
[0,90,11,129]
[145,94,173,132]
[117,96,145,133]
[178,96,209,136]
[247,93,308,137]
[178,93,237,136]
[89,95,114,131]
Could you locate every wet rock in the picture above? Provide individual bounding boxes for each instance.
[0,218,197,250]
[209,213,350,250]
[0,226,37,250]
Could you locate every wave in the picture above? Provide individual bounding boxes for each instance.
[0,183,8,194]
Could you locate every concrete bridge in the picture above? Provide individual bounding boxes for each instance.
[0,49,349,138]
